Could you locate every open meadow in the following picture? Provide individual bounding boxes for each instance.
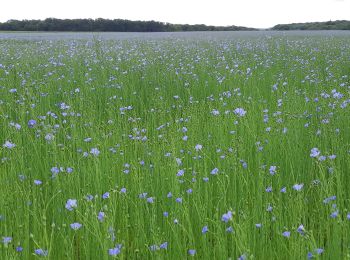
[1,31,350,259]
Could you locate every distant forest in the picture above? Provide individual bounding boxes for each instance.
[0,19,349,32]
[272,20,350,30]
[0,18,256,32]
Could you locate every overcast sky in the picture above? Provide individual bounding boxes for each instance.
[1,0,349,28]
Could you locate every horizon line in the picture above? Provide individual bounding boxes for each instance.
[1,17,349,30]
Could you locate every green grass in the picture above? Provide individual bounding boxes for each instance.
[0,33,350,259]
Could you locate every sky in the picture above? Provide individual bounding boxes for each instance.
[0,0,349,28]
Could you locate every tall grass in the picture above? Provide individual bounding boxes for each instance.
[0,32,350,259]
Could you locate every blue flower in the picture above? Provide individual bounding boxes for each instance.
[45,133,54,142]
[210,168,219,175]
[211,109,220,116]
[202,225,209,234]
[34,180,42,185]
[175,158,182,165]
[51,167,60,177]
[90,148,100,156]
[176,197,182,203]
[282,231,290,238]
[297,224,305,235]
[147,197,154,203]
[139,192,148,199]
[310,148,320,158]
[98,211,105,222]
[238,253,247,260]
[323,195,336,204]
[176,169,185,177]
[65,199,77,211]
[269,166,277,175]
[3,141,15,149]
[222,210,233,223]
[2,236,12,245]
[85,194,94,201]
[102,192,110,199]
[70,222,82,230]
[293,183,304,191]
[159,241,168,249]
[328,155,336,160]
[234,108,247,117]
[195,144,203,151]
[315,248,324,255]
[188,249,196,256]
[35,249,48,256]
[266,205,273,212]
[226,226,234,233]
[318,155,326,161]
[28,119,37,128]
[330,210,338,218]
[50,167,59,173]
[240,160,248,169]
[255,223,262,228]
[108,244,122,256]
[16,246,23,252]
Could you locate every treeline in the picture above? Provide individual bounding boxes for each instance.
[272,20,350,30]
[0,18,257,32]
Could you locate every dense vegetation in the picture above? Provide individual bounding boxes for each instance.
[0,32,350,259]
[1,19,350,32]
[1,18,350,32]
[272,20,350,30]
[0,18,256,32]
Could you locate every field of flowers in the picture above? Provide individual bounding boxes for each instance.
[1,32,350,259]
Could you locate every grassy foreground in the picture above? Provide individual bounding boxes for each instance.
[0,33,350,259]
